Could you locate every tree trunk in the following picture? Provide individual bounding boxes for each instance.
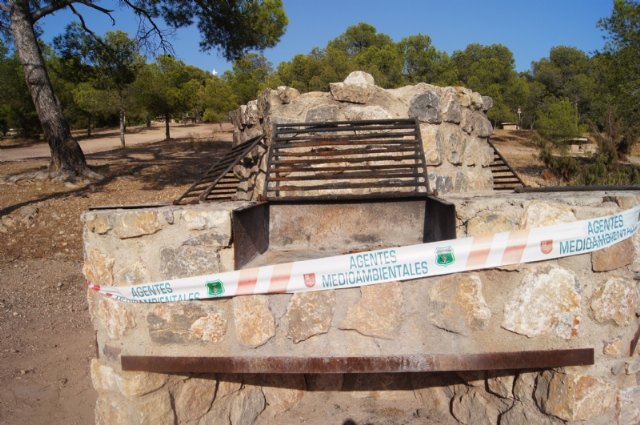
[9,2,91,179]
[146,117,151,128]
[87,115,92,137]
[119,109,126,148]
[165,113,171,140]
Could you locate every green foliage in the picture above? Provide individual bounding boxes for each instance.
[224,53,272,104]
[158,0,287,60]
[0,50,39,136]
[201,76,238,122]
[535,97,583,142]
[398,34,456,86]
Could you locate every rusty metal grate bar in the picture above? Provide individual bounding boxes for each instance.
[174,134,264,205]
[265,119,430,199]
[121,348,594,374]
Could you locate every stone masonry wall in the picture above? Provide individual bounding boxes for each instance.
[84,191,640,424]
[228,71,496,200]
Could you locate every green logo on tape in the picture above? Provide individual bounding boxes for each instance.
[206,280,225,296]
[435,246,455,267]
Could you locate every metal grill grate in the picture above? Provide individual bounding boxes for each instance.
[265,119,430,199]
[174,134,264,205]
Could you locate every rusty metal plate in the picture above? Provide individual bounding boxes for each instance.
[122,349,593,374]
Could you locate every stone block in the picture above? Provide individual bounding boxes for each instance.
[85,213,112,234]
[147,304,228,344]
[286,291,336,343]
[500,401,563,425]
[439,123,465,165]
[132,389,175,425]
[502,266,581,340]
[486,372,515,399]
[83,249,115,285]
[91,360,167,398]
[618,386,640,425]
[174,377,216,423]
[276,86,300,104]
[470,92,484,110]
[305,104,341,121]
[451,387,509,425]
[408,90,442,123]
[112,210,165,239]
[229,387,266,425]
[180,209,231,233]
[262,374,306,414]
[420,123,442,166]
[329,82,374,104]
[160,245,220,280]
[98,296,136,339]
[467,211,517,237]
[344,70,375,85]
[233,295,275,347]
[95,393,129,425]
[341,105,392,120]
[460,108,474,134]
[521,201,576,228]
[441,88,462,123]
[427,273,491,335]
[535,370,615,422]
[592,238,635,272]
[339,281,403,339]
[115,262,150,285]
[463,136,494,166]
[603,339,624,357]
[591,276,637,325]
[481,96,493,111]
[471,111,493,137]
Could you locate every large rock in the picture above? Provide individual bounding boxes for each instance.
[305,104,340,122]
[262,374,306,413]
[451,387,510,425]
[83,249,115,285]
[97,296,136,339]
[229,387,266,425]
[520,201,576,228]
[286,291,336,343]
[340,281,403,339]
[329,71,376,104]
[419,123,443,166]
[500,401,564,425]
[147,304,228,344]
[409,90,442,123]
[426,274,491,335]
[467,211,517,237]
[592,238,635,272]
[180,209,231,233]
[502,266,581,340]
[471,111,493,137]
[131,389,175,425]
[341,105,392,120]
[441,88,462,123]
[535,370,616,421]
[233,295,275,347]
[618,386,640,425]
[112,210,165,239]
[175,377,217,423]
[160,245,220,280]
[590,276,637,325]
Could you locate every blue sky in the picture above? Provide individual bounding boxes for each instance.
[40,0,614,75]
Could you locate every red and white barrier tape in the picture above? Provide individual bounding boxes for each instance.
[89,206,640,303]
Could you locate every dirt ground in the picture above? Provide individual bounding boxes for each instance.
[0,123,232,425]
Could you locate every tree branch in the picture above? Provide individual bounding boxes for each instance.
[32,1,74,21]
[74,0,115,25]
[120,0,174,54]
[68,3,109,49]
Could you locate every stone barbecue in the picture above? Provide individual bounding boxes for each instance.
[83,72,640,424]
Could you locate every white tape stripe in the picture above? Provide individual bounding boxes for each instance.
[90,206,640,303]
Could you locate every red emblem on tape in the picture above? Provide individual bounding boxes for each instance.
[540,239,553,254]
[303,273,316,288]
